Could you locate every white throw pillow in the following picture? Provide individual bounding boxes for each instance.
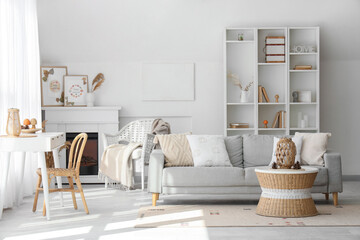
[269,136,303,166]
[186,135,231,167]
[294,132,331,165]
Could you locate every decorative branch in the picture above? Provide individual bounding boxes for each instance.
[227,72,253,91]
[90,73,105,92]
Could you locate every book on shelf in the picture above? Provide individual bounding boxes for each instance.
[271,110,286,128]
[271,111,280,128]
[294,65,312,70]
[261,87,270,103]
[258,85,263,103]
[258,85,270,103]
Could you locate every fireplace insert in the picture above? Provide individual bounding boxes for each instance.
[66,132,98,175]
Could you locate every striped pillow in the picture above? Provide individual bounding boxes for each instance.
[154,133,193,167]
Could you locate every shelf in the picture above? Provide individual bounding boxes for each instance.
[290,128,318,131]
[289,52,318,55]
[258,63,286,66]
[258,103,286,105]
[290,102,317,105]
[258,128,286,130]
[289,70,318,73]
[227,103,254,106]
[226,40,254,44]
[227,128,255,131]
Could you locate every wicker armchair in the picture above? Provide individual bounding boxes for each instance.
[102,119,155,190]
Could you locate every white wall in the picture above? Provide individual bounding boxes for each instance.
[37,0,360,175]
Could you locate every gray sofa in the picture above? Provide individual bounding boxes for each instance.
[148,134,342,206]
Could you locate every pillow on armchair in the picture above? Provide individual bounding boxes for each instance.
[153,133,194,167]
[186,135,231,167]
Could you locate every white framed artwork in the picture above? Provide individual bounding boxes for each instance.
[142,63,195,101]
[64,75,88,106]
[40,66,68,106]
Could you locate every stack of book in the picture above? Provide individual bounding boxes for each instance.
[294,65,312,70]
[258,85,270,103]
[265,36,285,63]
[271,111,286,128]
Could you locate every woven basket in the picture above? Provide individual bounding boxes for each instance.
[256,171,318,217]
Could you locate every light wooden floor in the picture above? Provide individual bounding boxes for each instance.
[0,181,359,240]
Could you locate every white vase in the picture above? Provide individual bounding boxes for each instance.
[240,90,250,103]
[86,92,95,107]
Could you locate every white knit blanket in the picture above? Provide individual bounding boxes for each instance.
[99,142,142,189]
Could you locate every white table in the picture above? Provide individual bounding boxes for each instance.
[0,132,65,220]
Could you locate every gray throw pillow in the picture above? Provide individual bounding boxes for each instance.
[224,135,243,168]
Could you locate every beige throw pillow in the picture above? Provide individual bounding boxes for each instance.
[294,132,331,165]
[153,133,194,167]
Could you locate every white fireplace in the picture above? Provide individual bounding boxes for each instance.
[42,106,121,183]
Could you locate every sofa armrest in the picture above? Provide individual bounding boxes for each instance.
[147,149,164,194]
[324,152,343,193]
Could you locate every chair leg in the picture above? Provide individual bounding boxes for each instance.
[324,193,329,200]
[32,175,42,212]
[68,177,78,210]
[42,175,51,216]
[141,160,145,191]
[74,176,89,214]
[152,193,159,207]
[105,177,108,189]
[333,192,339,206]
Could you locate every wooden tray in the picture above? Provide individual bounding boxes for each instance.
[21,128,43,134]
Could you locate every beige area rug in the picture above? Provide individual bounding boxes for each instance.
[135,204,360,227]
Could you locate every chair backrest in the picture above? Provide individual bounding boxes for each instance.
[117,119,154,143]
[68,133,88,173]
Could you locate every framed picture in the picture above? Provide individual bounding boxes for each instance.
[64,75,88,106]
[40,66,68,106]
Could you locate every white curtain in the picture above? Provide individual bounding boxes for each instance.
[0,0,41,208]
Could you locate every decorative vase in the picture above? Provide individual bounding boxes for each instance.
[6,108,21,137]
[86,92,95,107]
[276,138,296,169]
[240,90,250,103]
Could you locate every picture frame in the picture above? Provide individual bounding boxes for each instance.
[63,75,88,106]
[298,91,312,103]
[40,66,68,107]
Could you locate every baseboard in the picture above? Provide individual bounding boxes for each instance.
[343,175,360,181]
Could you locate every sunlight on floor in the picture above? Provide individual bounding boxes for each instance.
[19,214,101,228]
[99,227,210,240]
[3,226,92,240]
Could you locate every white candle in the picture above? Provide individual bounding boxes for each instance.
[298,112,303,128]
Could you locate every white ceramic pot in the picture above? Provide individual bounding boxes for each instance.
[86,92,95,107]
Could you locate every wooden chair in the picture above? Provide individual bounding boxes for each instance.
[32,133,89,215]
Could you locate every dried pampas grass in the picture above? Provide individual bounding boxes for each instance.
[90,73,105,92]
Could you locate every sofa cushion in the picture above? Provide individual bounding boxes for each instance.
[186,135,231,167]
[245,166,328,186]
[243,134,276,167]
[224,135,243,168]
[162,167,246,187]
[153,133,194,167]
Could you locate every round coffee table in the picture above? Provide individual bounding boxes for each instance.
[255,166,319,218]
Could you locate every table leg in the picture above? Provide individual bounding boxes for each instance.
[38,152,51,220]
[0,152,11,219]
[17,152,26,206]
[52,148,63,207]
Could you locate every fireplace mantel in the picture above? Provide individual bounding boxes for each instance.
[42,106,121,183]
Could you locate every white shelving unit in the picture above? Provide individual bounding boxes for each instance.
[224,27,320,136]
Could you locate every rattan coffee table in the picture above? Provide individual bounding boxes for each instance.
[255,166,319,218]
